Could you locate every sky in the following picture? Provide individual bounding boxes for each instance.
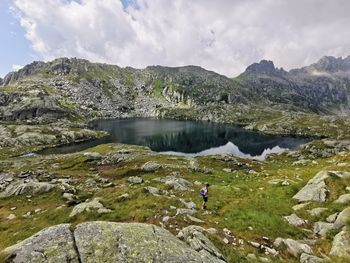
[1,0,350,78]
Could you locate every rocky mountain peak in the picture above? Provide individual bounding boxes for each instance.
[308,56,350,73]
[243,60,278,75]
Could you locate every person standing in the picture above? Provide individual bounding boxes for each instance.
[200,182,210,209]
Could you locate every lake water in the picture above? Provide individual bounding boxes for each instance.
[39,118,309,160]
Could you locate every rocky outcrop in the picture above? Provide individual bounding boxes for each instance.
[0,171,79,199]
[0,180,54,198]
[2,61,46,86]
[293,171,330,202]
[293,170,350,203]
[0,124,105,148]
[2,221,226,263]
[1,94,70,121]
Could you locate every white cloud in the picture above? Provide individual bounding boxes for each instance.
[12,0,350,77]
[12,64,23,71]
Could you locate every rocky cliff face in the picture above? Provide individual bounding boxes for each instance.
[1,56,350,123]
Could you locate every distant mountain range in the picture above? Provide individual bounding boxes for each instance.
[0,55,349,123]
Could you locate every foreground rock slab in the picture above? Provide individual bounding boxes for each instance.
[2,221,226,263]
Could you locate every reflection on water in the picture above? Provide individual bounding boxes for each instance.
[161,142,286,161]
[39,118,309,160]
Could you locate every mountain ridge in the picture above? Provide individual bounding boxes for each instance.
[0,55,349,125]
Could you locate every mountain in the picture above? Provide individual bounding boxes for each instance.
[0,56,350,123]
[236,57,350,114]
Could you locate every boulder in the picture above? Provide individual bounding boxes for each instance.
[0,180,54,198]
[127,176,143,184]
[313,222,334,236]
[326,212,339,223]
[180,199,197,209]
[187,215,204,223]
[1,221,227,262]
[6,214,16,220]
[292,171,329,202]
[330,227,350,259]
[176,208,197,216]
[69,198,111,217]
[273,238,313,258]
[299,253,325,263]
[334,194,350,204]
[333,207,350,229]
[117,193,130,201]
[144,186,161,196]
[141,161,161,172]
[62,193,78,203]
[154,176,193,191]
[283,214,306,226]
[177,225,226,263]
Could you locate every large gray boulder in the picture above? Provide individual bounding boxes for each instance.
[2,221,226,263]
[293,171,329,202]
